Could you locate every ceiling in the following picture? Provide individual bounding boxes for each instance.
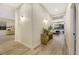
[0,3,68,12]
[0,3,68,19]
[4,3,68,16]
[42,3,68,16]
[0,3,21,9]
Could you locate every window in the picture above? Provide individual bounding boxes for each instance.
[0,22,6,30]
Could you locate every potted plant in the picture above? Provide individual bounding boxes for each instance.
[41,25,53,45]
[48,25,53,40]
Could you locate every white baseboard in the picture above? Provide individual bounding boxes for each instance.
[15,40,32,49]
[15,40,40,49]
[33,43,40,49]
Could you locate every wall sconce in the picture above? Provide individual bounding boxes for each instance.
[20,16,26,22]
[43,19,48,25]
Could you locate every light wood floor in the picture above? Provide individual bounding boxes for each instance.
[0,33,67,55]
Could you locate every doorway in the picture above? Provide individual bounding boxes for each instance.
[64,3,76,55]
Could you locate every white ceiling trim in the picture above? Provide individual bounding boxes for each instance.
[40,4,67,19]
[0,3,21,9]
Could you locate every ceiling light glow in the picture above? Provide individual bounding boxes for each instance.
[54,8,59,12]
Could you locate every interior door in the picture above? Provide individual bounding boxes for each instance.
[64,3,76,55]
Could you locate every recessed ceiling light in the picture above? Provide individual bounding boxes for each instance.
[54,8,59,12]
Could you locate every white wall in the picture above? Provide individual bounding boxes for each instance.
[0,4,15,20]
[15,3,52,49]
[0,17,15,36]
[76,4,79,54]
[71,4,76,54]
[51,18,64,23]
[32,4,52,48]
[15,4,33,49]
[65,4,75,54]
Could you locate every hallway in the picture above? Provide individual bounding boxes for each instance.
[37,32,66,55]
[0,32,66,55]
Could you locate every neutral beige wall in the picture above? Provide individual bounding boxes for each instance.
[0,17,15,27]
[0,4,15,20]
[15,4,33,49]
[76,4,79,55]
[65,4,75,54]
[15,3,52,49]
[32,4,52,48]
